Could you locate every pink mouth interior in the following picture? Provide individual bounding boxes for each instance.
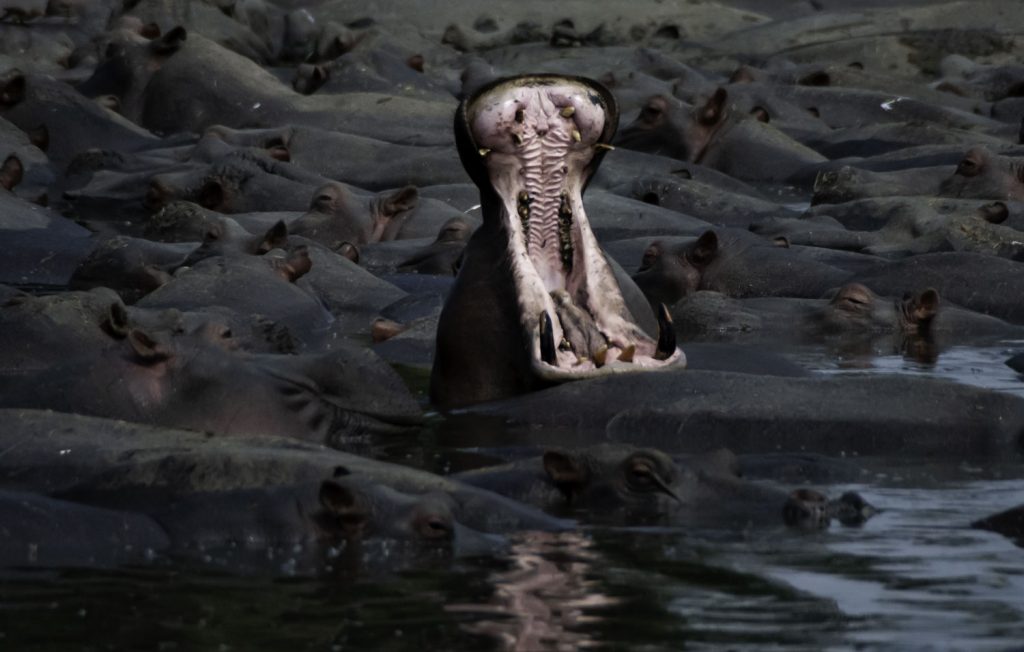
[468,79,684,379]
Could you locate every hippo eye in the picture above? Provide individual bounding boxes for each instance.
[626,461,657,489]
[640,104,662,123]
[639,246,661,270]
[956,158,980,177]
[419,516,452,540]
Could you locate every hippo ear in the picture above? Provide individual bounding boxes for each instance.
[0,72,25,108]
[127,329,173,364]
[335,241,360,263]
[198,180,224,210]
[141,265,172,292]
[273,245,312,282]
[728,66,757,84]
[152,26,187,56]
[202,221,225,242]
[690,231,719,267]
[0,155,23,191]
[543,450,589,500]
[977,201,1008,224]
[139,22,162,39]
[379,186,419,217]
[372,186,419,241]
[697,88,727,126]
[372,318,406,343]
[910,288,940,326]
[27,124,48,152]
[318,481,369,536]
[258,220,289,253]
[102,301,131,339]
[264,137,290,162]
[96,95,121,112]
[750,106,770,123]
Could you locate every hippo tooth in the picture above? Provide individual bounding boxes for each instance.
[571,129,582,143]
[478,147,491,157]
[617,345,635,363]
[539,311,557,365]
[655,303,676,361]
[594,143,615,151]
[560,106,575,118]
[593,345,608,368]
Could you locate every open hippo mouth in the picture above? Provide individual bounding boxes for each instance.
[457,75,684,380]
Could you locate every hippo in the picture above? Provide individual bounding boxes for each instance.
[848,252,1024,324]
[972,504,1024,548]
[461,369,1024,459]
[614,88,826,183]
[68,235,193,302]
[431,75,683,409]
[453,444,688,522]
[150,476,505,561]
[0,323,423,445]
[454,444,876,530]
[609,170,797,228]
[395,216,473,275]
[939,147,1024,202]
[630,229,849,309]
[0,489,169,570]
[0,410,569,536]
[290,181,420,247]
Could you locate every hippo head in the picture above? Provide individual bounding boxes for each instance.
[541,444,687,518]
[76,26,187,122]
[784,489,877,529]
[632,232,719,307]
[314,478,502,555]
[939,146,1024,202]
[815,283,939,336]
[615,88,730,163]
[453,75,683,385]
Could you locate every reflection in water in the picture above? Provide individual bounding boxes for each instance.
[447,531,617,651]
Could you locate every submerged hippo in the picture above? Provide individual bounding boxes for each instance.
[432,75,683,408]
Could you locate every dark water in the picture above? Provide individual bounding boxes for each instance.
[3,344,1024,651]
[3,474,1023,650]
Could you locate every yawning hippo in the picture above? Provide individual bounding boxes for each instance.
[432,75,684,408]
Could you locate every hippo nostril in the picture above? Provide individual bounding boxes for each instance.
[641,192,660,206]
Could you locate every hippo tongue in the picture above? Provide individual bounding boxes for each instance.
[465,76,684,379]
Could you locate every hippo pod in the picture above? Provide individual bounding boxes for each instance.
[433,75,683,408]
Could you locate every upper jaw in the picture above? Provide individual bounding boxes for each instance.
[457,75,685,382]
